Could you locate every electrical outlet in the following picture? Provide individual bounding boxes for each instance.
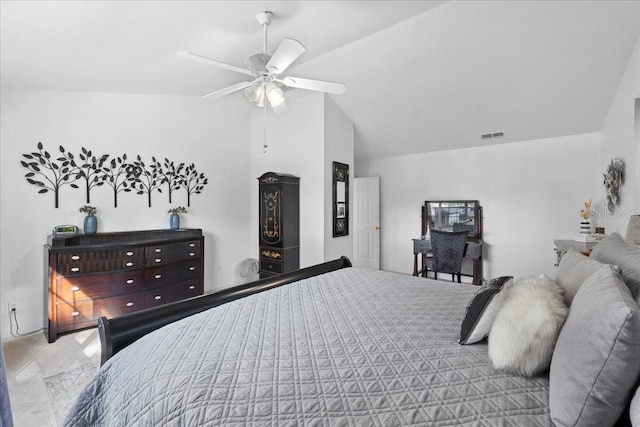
[9,302,17,312]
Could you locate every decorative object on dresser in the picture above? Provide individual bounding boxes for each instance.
[576,198,594,242]
[167,206,187,230]
[45,228,204,342]
[258,172,299,279]
[79,205,98,234]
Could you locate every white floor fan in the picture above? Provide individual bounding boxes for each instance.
[178,11,346,152]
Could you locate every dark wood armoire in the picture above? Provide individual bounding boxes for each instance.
[258,172,300,279]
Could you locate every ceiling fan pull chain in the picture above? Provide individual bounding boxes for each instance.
[263,100,268,153]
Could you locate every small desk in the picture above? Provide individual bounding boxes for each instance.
[413,238,483,285]
[553,239,598,266]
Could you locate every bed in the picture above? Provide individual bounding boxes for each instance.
[65,234,640,426]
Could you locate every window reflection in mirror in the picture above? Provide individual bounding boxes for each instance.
[424,200,480,240]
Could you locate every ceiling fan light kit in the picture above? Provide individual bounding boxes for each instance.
[178,10,345,110]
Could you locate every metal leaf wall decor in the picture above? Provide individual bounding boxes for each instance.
[20,142,208,208]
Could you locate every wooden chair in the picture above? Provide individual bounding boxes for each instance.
[428,229,468,283]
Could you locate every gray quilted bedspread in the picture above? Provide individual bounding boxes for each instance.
[65,268,552,426]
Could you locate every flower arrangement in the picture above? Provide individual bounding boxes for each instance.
[579,198,592,220]
[79,205,97,216]
[168,206,187,215]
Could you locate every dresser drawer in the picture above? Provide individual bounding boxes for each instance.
[143,279,203,308]
[56,292,144,327]
[56,270,144,301]
[144,240,201,266]
[57,248,143,275]
[260,259,283,274]
[144,259,201,289]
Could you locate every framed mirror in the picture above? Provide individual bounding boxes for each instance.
[333,162,349,237]
[422,200,482,240]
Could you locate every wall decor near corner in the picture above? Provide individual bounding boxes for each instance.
[20,142,208,208]
[603,158,624,212]
[21,142,81,208]
[332,161,349,237]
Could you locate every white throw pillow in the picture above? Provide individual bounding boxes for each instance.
[488,276,568,377]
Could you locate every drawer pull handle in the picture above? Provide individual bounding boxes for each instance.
[126,279,134,284]
[155,258,162,263]
[189,285,195,290]
[155,248,162,253]
[71,311,80,317]
[71,267,80,272]
[189,266,196,271]
[126,251,134,256]
[189,252,196,256]
[126,262,134,267]
[189,243,195,247]
[71,286,80,292]
[71,255,80,261]
[154,274,162,279]
[126,302,134,307]
[154,295,162,300]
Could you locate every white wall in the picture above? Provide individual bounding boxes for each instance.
[0,90,252,340]
[600,33,640,234]
[364,133,601,281]
[250,92,354,267]
[323,96,354,261]
[249,92,325,267]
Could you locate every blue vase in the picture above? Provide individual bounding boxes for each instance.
[170,213,180,230]
[84,214,97,234]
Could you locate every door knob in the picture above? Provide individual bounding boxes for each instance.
[373,226,379,230]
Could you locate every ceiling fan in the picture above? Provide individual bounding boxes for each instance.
[178,11,346,114]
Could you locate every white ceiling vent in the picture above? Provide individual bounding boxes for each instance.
[481,131,505,140]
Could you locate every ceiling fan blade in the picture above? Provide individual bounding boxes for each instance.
[279,76,346,95]
[178,51,254,76]
[202,80,257,99]
[266,38,305,75]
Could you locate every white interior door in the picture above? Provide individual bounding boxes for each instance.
[353,177,380,269]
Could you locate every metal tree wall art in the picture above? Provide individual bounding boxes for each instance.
[182,163,208,207]
[154,158,185,204]
[132,155,162,207]
[101,154,138,207]
[20,143,79,208]
[59,146,109,203]
[21,142,208,208]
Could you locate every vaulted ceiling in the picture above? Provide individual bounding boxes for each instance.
[1,1,639,159]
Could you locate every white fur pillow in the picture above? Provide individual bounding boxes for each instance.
[488,276,568,377]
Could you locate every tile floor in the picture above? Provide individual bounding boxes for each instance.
[2,329,101,426]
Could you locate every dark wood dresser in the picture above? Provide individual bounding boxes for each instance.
[45,229,204,342]
[258,172,300,279]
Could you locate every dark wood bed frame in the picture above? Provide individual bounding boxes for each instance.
[98,256,352,365]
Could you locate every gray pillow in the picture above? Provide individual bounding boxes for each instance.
[459,276,513,344]
[556,248,608,306]
[549,264,640,427]
[590,232,640,303]
[631,386,640,427]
